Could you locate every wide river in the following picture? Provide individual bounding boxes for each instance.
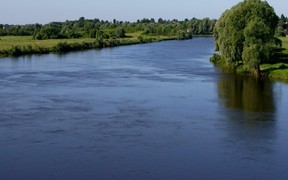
[0,38,288,179]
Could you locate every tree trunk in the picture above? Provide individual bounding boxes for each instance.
[254,66,262,78]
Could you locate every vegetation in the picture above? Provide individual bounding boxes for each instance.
[212,37,288,81]
[212,0,286,78]
[1,6,288,81]
[259,37,288,81]
[213,0,279,73]
[0,17,216,57]
[0,34,174,57]
[0,17,216,39]
[276,14,288,37]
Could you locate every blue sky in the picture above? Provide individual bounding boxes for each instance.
[0,0,287,24]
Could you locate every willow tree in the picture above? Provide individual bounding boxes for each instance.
[214,0,279,76]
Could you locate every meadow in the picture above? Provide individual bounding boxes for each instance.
[0,32,177,57]
[0,36,96,51]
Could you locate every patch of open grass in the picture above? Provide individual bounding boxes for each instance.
[279,37,288,55]
[0,32,180,58]
[0,36,96,51]
[261,63,288,80]
[280,37,288,48]
[267,68,288,81]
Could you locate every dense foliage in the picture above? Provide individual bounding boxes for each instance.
[0,17,216,40]
[214,0,280,75]
[0,24,41,36]
[276,14,288,37]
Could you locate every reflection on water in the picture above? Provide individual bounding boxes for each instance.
[218,75,275,122]
[217,75,278,179]
[218,75,275,112]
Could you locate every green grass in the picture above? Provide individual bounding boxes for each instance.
[0,32,181,57]
[0,36,96,51]
[268,69,288,80]
[279,37,288,55]
[261,63,288,81]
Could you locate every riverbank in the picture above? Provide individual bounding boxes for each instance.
[210,37,288,81]
[0,32,182,58]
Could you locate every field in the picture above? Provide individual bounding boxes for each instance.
[0,33,176,51]
[0,33,179,57]
[0,36,96,51]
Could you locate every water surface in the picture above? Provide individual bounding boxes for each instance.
[1,38,288,179]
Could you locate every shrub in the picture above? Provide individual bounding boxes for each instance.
[10,46,23,56]
[210,53,221,63]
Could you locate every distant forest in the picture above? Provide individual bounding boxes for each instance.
[0,15,287,40]
[0,17,217,40]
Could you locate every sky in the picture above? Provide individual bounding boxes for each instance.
[0,0,287,24]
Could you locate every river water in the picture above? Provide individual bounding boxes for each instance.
[0,38,288,179]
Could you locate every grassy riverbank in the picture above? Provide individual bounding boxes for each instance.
[258,37,288,81]
[211,37,288,81]
[0,32,178,57]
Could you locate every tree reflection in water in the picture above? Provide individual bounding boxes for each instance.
[218,75,275,122]
[217,75,277,164]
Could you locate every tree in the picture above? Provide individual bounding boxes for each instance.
[276,14,287,36]
[158,18,164,24]
[243,18,274,73]
[33,26,62,40]
[214,0,279,76]
[116,27,126,38]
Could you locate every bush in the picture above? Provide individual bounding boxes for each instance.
[54,42,70,52]
[138,36,144,43]
[210,53,221,63]
[10,46,23,56]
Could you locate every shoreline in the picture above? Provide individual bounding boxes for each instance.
[0,35,216,58]
[2,35,288,82]
[210,54,288,83]
[0,35,196,58]
[0,38,164,58]
[210,37,288,82]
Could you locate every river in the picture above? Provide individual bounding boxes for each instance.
[0,38,288,179]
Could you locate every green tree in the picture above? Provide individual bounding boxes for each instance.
[276,14,287,36]
[214,0,279,76]
[33,26,62,40]
[243,18,274,60]
[158,18,164,24]
[116,27,126,38]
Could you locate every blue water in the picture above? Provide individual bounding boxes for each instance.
[0,38,288,179]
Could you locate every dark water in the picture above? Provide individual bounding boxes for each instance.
[1,38,288,180]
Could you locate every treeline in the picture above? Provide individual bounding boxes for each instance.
[0,24,41,36]
[1,15,287,39]
[0,17,217,40]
